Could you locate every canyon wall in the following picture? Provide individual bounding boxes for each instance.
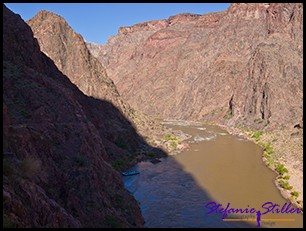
[27,10,172,153]
[3,5,147,227]
[88,3,303,130]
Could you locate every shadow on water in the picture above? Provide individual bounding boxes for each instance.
[48,87,259,227]
[69,93,261,228]
[123,158,256,228]
[80,99,257,228]
[71,95,259,228]
[4,70,252,227]
[122,123,303,228]
[3,5,301,228]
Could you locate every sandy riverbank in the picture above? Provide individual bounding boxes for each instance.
[217,124,303,211]
[155,120,303,211]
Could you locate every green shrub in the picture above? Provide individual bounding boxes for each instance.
[147,152,156,158]
[265,161,271,167]
[263,151,270,159]
[262,143,274,160]
[291,191,299,197]
[164,134,178,141]
[264,143,274,155]
[223,110,233,120]
[250,130,263,142]
[170,141,177,149]
[279,180,293,190]
[258,141,264,146]
[264,157,273,167]
[112,161,122,171]
[275,164,288,176]
[283,175,290,180]
[235,124,248,131]
[114,139,128,149]
[164,134,172,141]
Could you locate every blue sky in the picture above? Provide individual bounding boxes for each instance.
[5,3,231,45]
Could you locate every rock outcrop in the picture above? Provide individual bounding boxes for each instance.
[27,10,173,154]
[88,3,303,130]
[3,4,148,227]
[86,41,104,59]
[27,10,120,107]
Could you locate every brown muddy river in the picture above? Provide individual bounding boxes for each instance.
[123,121,303,228]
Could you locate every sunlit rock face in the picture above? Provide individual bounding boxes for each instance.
[88,3,302,130]
[27,9,172,154]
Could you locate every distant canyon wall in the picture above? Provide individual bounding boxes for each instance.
[88,3,303,130]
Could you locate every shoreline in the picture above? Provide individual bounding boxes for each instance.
[216,123,303,211]
[133,119,302,212]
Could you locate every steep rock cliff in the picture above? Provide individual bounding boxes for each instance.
[27,10,175,154]
[3,4,146,228]
[88,3,302,130]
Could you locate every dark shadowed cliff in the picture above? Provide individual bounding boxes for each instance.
[3,4,149,227]
[26,10,183,154]
[87,3,302,130]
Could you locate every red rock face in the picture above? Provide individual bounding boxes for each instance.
[3,4,146,228]
[27,10,121,108]
[27,10,170,154]
[88,3,302,129]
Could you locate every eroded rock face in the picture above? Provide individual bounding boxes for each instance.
[88,3,302,130]
[86,41,104,58]
[27,10,120,106]
[27,10,170,153]
[3,4,144,228]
